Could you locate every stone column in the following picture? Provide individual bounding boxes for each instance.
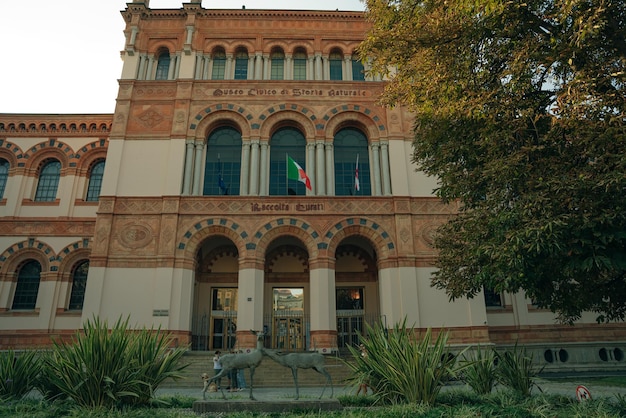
[167,53,176,80]
[204,55,212,79]
[307,56,315,81]
[225,54,233,79]
[306,142,316,194]
[137,55,147,80]
[254,53,263,79]
[343,55,352,81]
[240,140,251,195]
[325,143,334,195]
[380,141,392,195]
[309,267,337,351]
[315,141,325,195]
[259,142,269,196]
[314,53,323,80]
[263,54,271,80]
[182,139,195,194]
[285,55,292,80]
[146,56,155,80]
[192,141,204,195]
[249,140,260,195]
[371,143,382,196]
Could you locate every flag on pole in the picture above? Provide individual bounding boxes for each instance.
[217,155,228,195]
[354,154,360,192]
[286,155,312,190]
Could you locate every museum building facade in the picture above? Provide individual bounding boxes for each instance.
[0,1,624,370]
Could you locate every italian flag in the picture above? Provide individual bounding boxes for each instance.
[286,155,312,190]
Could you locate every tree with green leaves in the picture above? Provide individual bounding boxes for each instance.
[360,0,626,323]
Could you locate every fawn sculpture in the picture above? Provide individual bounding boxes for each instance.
[263,349,333,400]
[203,330,266,400]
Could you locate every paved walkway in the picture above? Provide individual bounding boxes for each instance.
[156,378,626,402]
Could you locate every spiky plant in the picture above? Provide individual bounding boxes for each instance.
[0,349,41,401]
[461,345,497,395]
[345,318,465,405]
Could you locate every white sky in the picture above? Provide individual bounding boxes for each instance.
[0,0,365,115]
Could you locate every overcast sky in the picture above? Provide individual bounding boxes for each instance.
[0,0,365,115]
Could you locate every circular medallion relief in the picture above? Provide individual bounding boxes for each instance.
[119,224,153,249]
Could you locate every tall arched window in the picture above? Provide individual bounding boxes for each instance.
[12,260,41,310]
[271,49,285,80]
[352,56,365,81]
[212,48,226,80]
[234,48,249,80]
[155,48,171,80]
[86,160,105,201]
[334,128,371,196]
[329,49,343,80]
[68,260,89,310]
[203,127,242,196]
[35,160,61,201]
[269,127,307,196]
[0,158,8,199]
[293,49,307,81]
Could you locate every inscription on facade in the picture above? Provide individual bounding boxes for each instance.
[212,88,369,98]
[251,202,325,212]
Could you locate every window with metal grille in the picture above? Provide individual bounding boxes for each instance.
[86,160,105,201]
[269,128,307,196]
[329,50,343,80]
[12,260,41,310]
[34,160,61,201]
[334,128,371,196]
[0,159,8,198]
[271,49,285,80]
[293,50,307,80]
[234,49,248,80]
[212,49,226,80]
[155,49,170,80]
[203,127,242,196]
[68,260,88,310]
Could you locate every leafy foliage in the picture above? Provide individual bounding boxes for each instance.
[460,345,498,395]
[494,344,541,397]
[361,0,626,323]
[0,349,41,402]
[40,316,188,409]
[344,319,465,405]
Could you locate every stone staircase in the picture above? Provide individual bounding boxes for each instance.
[162,351,354,389]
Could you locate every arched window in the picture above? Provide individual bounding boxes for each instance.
[86,160,105,201]
[329,49,343,80]
[35,160,61,201]
[293,49,307,81]
[12,260,41,310]
[269,127,307,196]
[212,49,226,80]
[203,127,242,196]
[155,48,171,80]
[234,48,249,80]
[270,49,285,80]
[0,158,8,199]
[334,128,371,196]
[352,56,365,81]
[68,260,89,310]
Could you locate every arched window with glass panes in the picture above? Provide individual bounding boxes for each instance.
[12,260,41,310]
[203,127,242,196]
[86,160,105,201]
[352,54,365,81]
[234,48,249,80]
[155,48,171,80]
[269,127,307,196]
[212,48,226,80]
[0,158,8,199]
[271,48,285,80]
[35,160,61,202]
[293,48,307,80]
[329,49,343,80]
[68,260,89,310]
[334,128,371,196]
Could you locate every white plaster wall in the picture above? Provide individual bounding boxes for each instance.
[309,267,336,331]
[238,268,265,331]
[388,139,439,197]
[111,139,185,196]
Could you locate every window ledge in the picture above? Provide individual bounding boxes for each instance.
[22,199,60,206]
[74,199,99,206]
[56,308,82,316]
[0,308,40,316]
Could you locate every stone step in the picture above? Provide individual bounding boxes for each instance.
[163,352,354,389]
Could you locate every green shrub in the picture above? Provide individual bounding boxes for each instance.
[41,316,188,409]
[495,343,540,397]
[461,345,497,395]
[0,349,41,402]
[344,318,465,405]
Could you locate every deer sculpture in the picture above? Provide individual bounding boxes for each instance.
[203,330,266,401]
[263,349,333,400]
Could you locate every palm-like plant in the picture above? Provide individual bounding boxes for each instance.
[41,316,188,408]
[0,349,41,401]
[461,345,497,395]
[345,318,464,405]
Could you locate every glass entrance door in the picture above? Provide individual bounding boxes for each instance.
[336,287,364,349]
[272,288,305,350]
[210,288,238,350]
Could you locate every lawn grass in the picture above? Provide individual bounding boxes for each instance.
[1,390,625,418]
